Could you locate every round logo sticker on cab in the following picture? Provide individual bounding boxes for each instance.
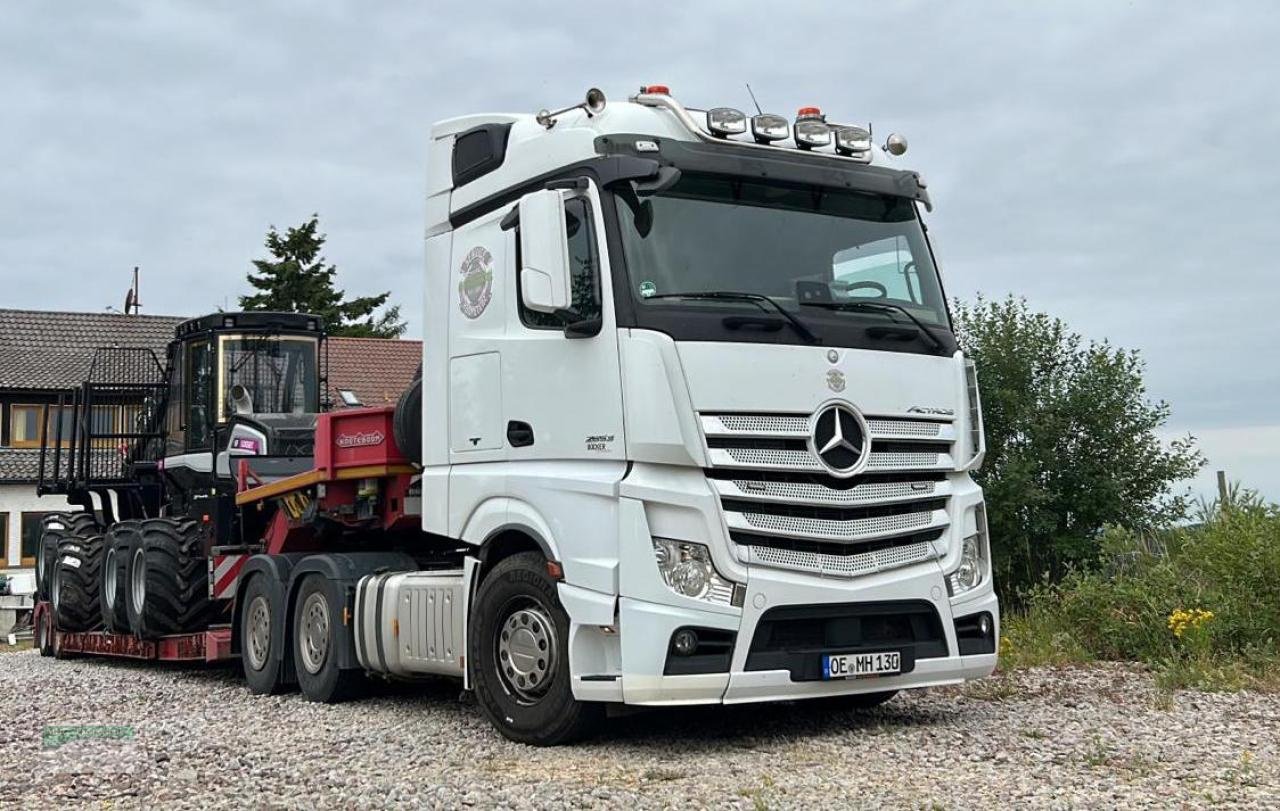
[458,246,494,319]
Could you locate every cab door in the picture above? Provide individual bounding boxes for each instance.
[499,181,625,464]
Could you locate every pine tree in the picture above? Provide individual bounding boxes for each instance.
[239,215,407,338]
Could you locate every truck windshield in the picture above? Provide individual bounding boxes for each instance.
[616,174,950,337]
[219,335,319,419]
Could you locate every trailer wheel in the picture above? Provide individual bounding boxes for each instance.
[469,552,601,745]
[291,574,362,703]
[36,608,54,657]
[99,521,138,633]
[126,518,213,639]
[52,532,104,632]
[241,574,287,695]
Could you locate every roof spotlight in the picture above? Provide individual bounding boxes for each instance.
[706,107,747,137]
[793,119,832,149]
[834,125,872,156]
[750,114,789,143]
[884,132,908,156]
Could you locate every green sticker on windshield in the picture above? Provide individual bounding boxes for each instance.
[639,281,657,299]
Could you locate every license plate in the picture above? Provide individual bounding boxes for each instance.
[823,651,901,679]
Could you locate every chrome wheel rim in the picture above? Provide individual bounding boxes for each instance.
[103,546,117,610]
[496,601,557,704]
[130,547,146,613]
[245,595,271,672]
[299,592,330,675]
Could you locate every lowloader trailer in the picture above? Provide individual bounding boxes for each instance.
[33,85,998,745]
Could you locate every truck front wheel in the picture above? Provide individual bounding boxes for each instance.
[469,552,601,745]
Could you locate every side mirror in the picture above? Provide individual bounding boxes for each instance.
[517,189,571,314]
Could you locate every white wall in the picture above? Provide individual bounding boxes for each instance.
[0,483,74,572]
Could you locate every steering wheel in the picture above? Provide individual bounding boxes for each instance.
[841,280,888,298]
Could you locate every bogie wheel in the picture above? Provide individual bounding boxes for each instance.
[37,512,96,601]
[126,518,214,639]
[291,574,363,703]
[100,521,140,633]
[53,532,104,632]
[468,552,602,745]
[240,574,287,695]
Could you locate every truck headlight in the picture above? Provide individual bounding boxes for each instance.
[652,539,741,606]
[949,505,988,596]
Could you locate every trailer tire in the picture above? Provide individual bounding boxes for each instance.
[241,573,287,695]
[468,551,601,746]
[291,574,363,703]
[126,518,214,639]
[99,521,139,633]
[52,532,104,632]
[392,374,422,464]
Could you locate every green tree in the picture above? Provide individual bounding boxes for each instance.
[953,295,1203,601]
[240,215,406,338]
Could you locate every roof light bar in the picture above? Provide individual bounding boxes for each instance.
[793,119,831,149]
[834,125,872,156]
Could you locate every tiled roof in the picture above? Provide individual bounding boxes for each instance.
[0,309,183,390]
[0,449,43,482]
[327,337,422,408]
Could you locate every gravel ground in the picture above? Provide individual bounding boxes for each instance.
[0,650,1276,809]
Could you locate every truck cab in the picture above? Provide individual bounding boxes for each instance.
[418,86,997,734]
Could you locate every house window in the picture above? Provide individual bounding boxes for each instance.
[0,514,9,567]
[9,404,46,448]
[338,389,363,407]
[20,512,58,567]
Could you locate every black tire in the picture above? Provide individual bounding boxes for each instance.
[291,574,363,703]
[820,690,899,710]
[99,521,139,633]
[392,372,423,465]
[469,552,602,745]
[125,518,214,639]
[52,532,104,632]
[36,608,54,657]
[37,513,96,601]
[240,573,287,695]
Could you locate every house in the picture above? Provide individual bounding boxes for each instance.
[0,309,182,579]
[0,308,422,586]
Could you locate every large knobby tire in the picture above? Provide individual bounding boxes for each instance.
[240,573,287,695]
[38,513,96,601]
[469,552,602,745]
[126,518,214,639]
[52,532,104,632]
[392,373,422,465]
[100,521,140,633]
[291,574,363,703]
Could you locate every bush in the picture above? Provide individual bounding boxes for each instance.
[1002,487,1280,689]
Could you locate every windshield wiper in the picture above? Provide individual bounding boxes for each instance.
[801,299,946,352]
[645,292,818,343]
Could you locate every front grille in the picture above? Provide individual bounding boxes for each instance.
[701,410,956,578]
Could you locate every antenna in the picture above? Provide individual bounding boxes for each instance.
[123,266,141,315]
[745,82,763,115]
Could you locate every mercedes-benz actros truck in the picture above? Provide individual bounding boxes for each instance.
[34,84,997,745]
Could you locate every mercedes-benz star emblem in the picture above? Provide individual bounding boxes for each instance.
[808,402,870,478]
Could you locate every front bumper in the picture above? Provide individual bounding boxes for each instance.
[607,561,998,706]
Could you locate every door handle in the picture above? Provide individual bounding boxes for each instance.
[507,420,535,448]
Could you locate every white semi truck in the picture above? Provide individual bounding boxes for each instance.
[34,84,997,746]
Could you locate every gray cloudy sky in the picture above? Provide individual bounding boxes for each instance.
[2,2,1278,500]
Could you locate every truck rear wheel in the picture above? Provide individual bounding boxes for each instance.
[99,521,139,633]
[291,574,363,703]
[240,574,287,695]
[52,531,104,632]
[126,518,213,639]
[468,552,601,745]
